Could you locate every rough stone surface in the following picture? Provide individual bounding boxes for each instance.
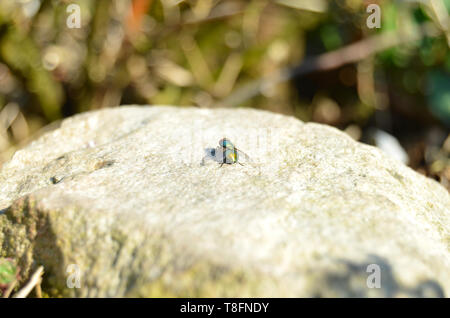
[0,105,449,297]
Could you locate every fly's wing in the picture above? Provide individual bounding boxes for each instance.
[235,148,252,163]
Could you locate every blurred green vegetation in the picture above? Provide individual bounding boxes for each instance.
[0,258,18,296]
[0,0,449,188]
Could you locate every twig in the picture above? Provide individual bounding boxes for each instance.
[217,21,441,107]
[2,280,17,298]
[13,266,44,298]
[35,278,43,298]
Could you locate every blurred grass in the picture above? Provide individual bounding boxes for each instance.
[0,0,449,189]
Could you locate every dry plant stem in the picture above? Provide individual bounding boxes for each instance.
[35,278,43,298]
[218,22,440,107]
[2,280,17,298]
[13,266,44,298]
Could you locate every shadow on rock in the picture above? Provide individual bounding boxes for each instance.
[321,254,445,297]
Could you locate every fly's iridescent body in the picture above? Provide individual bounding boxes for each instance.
[201,138,250,167]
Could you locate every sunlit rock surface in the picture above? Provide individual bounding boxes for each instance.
[0,105,449,297]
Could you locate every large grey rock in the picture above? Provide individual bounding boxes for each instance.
[0,105,449,297]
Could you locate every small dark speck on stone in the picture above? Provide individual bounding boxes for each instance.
[94,160,115,170]
[50,176,64,184]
